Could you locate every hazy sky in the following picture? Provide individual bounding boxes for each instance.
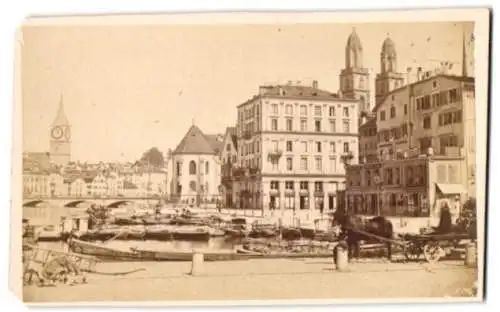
[21,21,474,162]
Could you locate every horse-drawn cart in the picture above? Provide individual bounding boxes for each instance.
[399,232,472,264]
[23,244,98,287]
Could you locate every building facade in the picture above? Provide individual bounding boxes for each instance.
[232,82,359,215]
[374,73,475,196]
[345,153,468,233]
[220,126,238,208]
[168,124,223,206]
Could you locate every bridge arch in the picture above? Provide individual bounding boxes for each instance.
[23,200,48,207]
[64,200,92,208]
[107,200,134,208]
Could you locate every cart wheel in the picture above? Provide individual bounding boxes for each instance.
[404,243,423,261]
[423,243,444,264]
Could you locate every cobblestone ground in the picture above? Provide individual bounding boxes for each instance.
[23,258,479,303]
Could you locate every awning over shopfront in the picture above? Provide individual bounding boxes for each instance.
[436,183,466,195]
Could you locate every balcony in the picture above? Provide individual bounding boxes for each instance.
[267,149,283,161]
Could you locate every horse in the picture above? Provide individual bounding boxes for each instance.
[332,212,395,263]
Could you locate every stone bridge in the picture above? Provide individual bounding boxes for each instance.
[22,196,165,208]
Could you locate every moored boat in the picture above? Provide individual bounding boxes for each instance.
[144,225,174,241]
[171,226,211,241]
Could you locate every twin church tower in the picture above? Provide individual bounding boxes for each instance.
[339,28,405,119]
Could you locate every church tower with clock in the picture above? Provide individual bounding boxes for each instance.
[339,28,371,124]
[49,95,71,165]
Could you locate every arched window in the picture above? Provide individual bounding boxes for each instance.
[205,161,209,175]
[189,160,196,175]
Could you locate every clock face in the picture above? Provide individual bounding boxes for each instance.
[51,126,64,140]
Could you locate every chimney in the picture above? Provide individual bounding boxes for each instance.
[312,80,318,89]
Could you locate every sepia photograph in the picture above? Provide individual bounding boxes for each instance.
[11,8,489,305]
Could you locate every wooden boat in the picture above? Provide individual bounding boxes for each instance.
[37,225,62,242]
[69,238,144,261]
[68,238,253,262]
[171,226,210,241]
[280,227,302,240]
[224,224,249,238]
[144,225,174,241]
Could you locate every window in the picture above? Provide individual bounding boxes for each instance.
[342,120,350,133]
[270,181,279,190]
[286,118,293,131]
[316,142,322,153]
[272,140,279,151]
[380,110,386,121]
[390,106,396,118]
[423,116,431,129]
[176,162,182,176]
[330,157,337,173]
[449,88,458,103]
[314,105,322,116]
[329,106,335,117]
[343,107,349,117]
[301,141,308,152]
[343,142,350,153]
[440,90,449,106]
[205,162,209,175]
[226,144,231,151]
[394,168,400,185]
[285,181,294,190]
[314,181,323,192]
[271,118,278,131]
[330,120,336,133]
[439,110,462,126]
[300,181,309,190]
[315,120,321,132]
[300,119,307,131]
[300,105,307,116]
[404,104,408,115]
[300,157,308,170]
[432,93,440,107]
[189,160,197,175]
[315,157,322,171]
[286,157,293,171]
[271,104,278,114]
[286,141,293,152]
[285,104,293,115]
[432,80,438,88]
[329,142,336,153]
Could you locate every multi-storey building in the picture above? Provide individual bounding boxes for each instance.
[344,32,476,233]
[232,81,359,215]
[345,153,468,233]
[374,73,475,196]
[358,114,378,163]
[220,126,238,208]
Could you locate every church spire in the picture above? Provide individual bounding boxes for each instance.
[462,30,468,77]
[52,93,69,126]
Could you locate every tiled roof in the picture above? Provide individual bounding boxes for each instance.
[173,125,220,155]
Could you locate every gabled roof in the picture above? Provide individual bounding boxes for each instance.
[173,125,220,155]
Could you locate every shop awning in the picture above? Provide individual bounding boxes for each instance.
[436,183,466,195]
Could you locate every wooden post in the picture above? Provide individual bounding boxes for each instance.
[464,242,477,268]
[190,250,204,276]
[335,242,349,272]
